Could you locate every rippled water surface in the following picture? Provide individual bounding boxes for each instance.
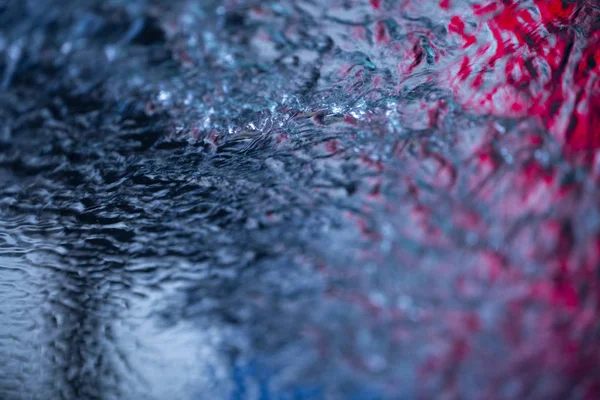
[1,0,600,399]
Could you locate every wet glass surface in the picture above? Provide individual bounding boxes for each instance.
[1,0,600,399]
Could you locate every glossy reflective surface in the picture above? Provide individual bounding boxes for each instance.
[1,1,600,399]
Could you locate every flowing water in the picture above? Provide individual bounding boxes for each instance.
[1,0,600,399]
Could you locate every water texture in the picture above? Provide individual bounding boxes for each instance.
[1,0,600,399]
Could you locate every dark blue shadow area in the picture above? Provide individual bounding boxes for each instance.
[231,361,323,400]
[230,360,383,400]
